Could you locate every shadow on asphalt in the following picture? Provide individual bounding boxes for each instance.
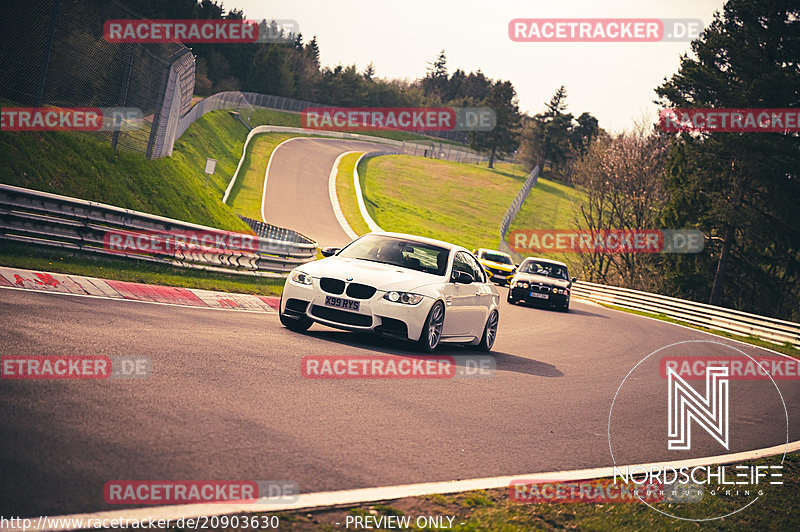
[511,303,610,320]
[301,330,564,378]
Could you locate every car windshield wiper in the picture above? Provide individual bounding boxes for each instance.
[353,257,390,265]
[354,257,410,269]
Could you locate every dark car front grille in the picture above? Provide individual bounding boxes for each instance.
[310,305,372,326]
[375,316,409,338]
[530,284,551,293]
[346,283,377,299]
[285,298,309,313]
[320,277,345,294]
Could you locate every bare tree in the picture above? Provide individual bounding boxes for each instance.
[572,119,669,289]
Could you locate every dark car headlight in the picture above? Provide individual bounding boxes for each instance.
[516,281,529,289]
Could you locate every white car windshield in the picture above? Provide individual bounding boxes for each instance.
[521,261,568,280]
[337,235,449,276]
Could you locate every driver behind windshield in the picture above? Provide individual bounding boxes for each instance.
[375,242,405,265]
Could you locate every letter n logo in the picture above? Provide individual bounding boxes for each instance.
[667,365,729,450]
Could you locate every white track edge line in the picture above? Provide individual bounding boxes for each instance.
[327,151,361,240]
[260,137,305,225]
[17,439,800,531]
[353,153,383,232]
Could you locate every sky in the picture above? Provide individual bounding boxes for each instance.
[233,0,728,133]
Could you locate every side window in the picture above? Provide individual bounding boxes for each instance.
[464,252,486,283]
[453,252,472,278]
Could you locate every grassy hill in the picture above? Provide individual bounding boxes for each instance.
[356,155,585,258]
[0,110,253,232]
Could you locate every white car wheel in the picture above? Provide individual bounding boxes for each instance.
[478,309,499,351]
[419,301,445,352]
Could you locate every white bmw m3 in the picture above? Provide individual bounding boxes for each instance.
[279,232,500,352]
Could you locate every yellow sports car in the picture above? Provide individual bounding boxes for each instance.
[473,248,517,286]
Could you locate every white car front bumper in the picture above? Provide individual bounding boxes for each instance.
[281,278,434,342]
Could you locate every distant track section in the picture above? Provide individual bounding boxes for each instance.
[261,137,388,247]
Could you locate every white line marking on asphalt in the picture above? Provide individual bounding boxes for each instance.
[18,440,800,531]
[353,152,384,232]
[260,136,305,225]
[328,150,361,240]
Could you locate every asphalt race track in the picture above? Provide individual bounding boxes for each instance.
[1,288,798,517]
[2,143,799,518]
[261,137,387,248]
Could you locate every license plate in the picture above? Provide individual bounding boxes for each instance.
[529,292,549,299]
[325,295,360,311]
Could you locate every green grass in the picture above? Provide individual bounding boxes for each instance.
[335,152,371,236]
[508,174,587,270]
[358,155,584,251]
[0,110,252,232]
[0,110,293,293]
[225,132,307,220]
[0,242,283,296]
[241,453,800,530]
[249,108,303,127]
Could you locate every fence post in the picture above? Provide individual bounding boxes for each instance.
[112,43,135,150]
[35,0,60,106]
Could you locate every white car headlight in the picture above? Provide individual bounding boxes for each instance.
[383,291,424,305]
[290,270,313,285]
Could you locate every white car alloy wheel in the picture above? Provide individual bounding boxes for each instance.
[420,301,445,352]
[479,309,499,351]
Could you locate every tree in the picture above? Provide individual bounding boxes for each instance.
[468,81,521,168]
[248,45,295,96]
[517,86,600,179]
[304,36,320,68]
[571,112,600,158]
[363,62,375,81]
[572,121,669,289]
[655,0,800,318]
[422,50,448,99]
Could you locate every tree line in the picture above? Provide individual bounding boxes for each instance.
[84,0,800,321]
[570,0,799,322]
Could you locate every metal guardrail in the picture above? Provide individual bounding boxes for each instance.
[498,165,539,259]
[571,280,800,348]
[177,90,472,145]
[0,184,316,277]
